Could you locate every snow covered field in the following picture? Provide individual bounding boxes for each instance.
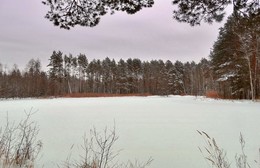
[0,96,260,168]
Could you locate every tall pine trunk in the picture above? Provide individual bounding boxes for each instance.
[246,54,255,100]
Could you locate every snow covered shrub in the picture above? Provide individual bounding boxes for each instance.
[206,90,220,99]
[0,111,42,168]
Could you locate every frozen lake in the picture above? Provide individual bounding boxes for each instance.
[0,96,260,168]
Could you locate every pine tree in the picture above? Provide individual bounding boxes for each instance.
[64,54,72,94]
[78,54,88,93]
[43,0,154,29]
[173,0,260,26]
[142,61,152,94]
[116,59,129,94]
[157,60,168,95]
[132,58,143,93]
[101,57,112,93]
[210,16,251,99]
[231,14,260,100]
[173,61,186,95]
[165,60,176,95]
[48,51,64,95]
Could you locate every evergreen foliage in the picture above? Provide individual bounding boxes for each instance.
[42,0,154,29]
[42,0,259,28]
[173,0,260,26]
[210,14,260,100]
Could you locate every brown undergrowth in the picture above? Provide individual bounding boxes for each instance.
[205,90,221,99]
[62,93,152,98]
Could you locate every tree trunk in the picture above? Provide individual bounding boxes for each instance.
[68,79,72,94]
[246,54,255,101]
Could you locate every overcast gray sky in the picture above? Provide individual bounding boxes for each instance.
[0,0,230,70]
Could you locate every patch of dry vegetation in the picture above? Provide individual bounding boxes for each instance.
[62,93,152,98]
[198,130,260,168]
[0,111,42,168]
[205,91,221,99]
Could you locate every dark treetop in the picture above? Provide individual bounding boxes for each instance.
[43,0,260,29]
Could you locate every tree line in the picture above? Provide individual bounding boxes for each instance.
[0,46,259,100]
[0,53,213,98]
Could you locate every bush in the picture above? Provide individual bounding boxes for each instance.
[60,126,153,168]
[0,111,42,168]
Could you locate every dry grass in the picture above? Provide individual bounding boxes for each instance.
[205,90,220,99]
[197,130,230,168]
[198,131,260,168]
[62,93,152,98]
[0,110,42,168]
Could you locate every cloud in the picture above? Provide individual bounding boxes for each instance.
[0,0,226,69]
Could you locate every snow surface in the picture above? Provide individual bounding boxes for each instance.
[0,96,260,168]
